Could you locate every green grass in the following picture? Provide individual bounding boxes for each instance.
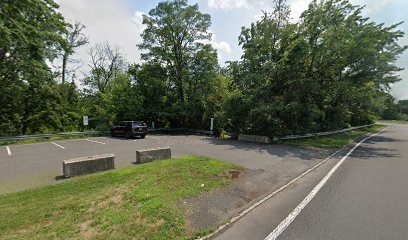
[279,125,386,149]
[0,156,241,240]
[377,120,408,125]
[0,135,105,146]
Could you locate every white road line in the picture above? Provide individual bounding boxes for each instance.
[198,143,347,240]
[6,146,11,156]
[51,142,65,149]
[264,127,389,240]
[85,139,106,145]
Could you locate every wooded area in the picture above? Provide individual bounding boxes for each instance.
[0,0,407,137]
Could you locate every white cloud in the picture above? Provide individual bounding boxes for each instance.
[213,41,232,54]
[208,0,248,10]
[351,0,395,14]
[131,11,146,33]
[197,30,232,59]
[57,0,145,77]
[290,0,311,21]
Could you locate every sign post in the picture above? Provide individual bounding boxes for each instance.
[83,116,88,130]
[210,118,214,131]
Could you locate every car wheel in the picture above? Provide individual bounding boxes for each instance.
[140,134,146,139]
[111,130,116,137]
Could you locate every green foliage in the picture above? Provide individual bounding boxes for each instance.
[0,156,241,239]
[399,100,408,115]
[0,0,84,136]
[225,0,406,137]
[137,0,220,129]
[0,0,405,137]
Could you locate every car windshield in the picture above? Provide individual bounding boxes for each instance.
[132,121,146,127]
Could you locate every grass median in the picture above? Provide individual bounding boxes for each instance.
[279,125,386,149]
[377,120,408,125]
[0,156,241,240]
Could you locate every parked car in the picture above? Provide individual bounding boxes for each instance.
[111,121,148,139]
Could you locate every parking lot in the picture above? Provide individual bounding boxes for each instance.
[0,134,334,195]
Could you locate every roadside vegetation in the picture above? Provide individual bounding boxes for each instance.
[280,125,386,149]
[377,120,408,125]
[1,0,406,139]
[0,156,241,239]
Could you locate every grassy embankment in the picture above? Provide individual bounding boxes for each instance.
[280,124,386,149]
[0,156,241,240]
[377,120,408,125]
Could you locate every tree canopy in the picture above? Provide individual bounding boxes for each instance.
[225,0,407,136]
[0,0,406,137]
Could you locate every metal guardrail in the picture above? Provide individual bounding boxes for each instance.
[0,124,374,142]
[0,131,108,142]
[0,128,214,142]
[148,128,214,135]
[275,124,375,141]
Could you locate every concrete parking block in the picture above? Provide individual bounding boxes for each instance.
[63,153,115,178]
[136,147,171,164]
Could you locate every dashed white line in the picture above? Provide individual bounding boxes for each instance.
[6,146,11,156]
[85,139,106,145]
[51,142,65,149]
[264,127,389,240]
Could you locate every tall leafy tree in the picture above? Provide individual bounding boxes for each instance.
[228,0,406,136]
[0,0,68,135]
[138,0,220,127]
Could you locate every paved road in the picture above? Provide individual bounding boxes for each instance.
[216,124,408,240]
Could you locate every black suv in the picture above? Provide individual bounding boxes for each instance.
[111,121,148,139]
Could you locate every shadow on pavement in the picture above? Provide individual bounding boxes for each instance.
[351,134,404,159]
[352,146,400,159]
[205,137,333,161]
[366,135,406,143]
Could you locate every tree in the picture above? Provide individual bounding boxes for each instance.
[128,63,168,126]
[138,0,212,103]
[85,42,125,93]
[300,0,406,127]
[60,21,88,86]
[138,0,222,128]
[0,0,69,135]
[227,0,406,136]
[399,100,408,116]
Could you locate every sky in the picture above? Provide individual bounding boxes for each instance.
[57,0,408,100]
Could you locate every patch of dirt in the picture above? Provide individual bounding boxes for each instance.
[146,219,166,233]
[79,220,98,240]
[16,228,34,236]
[220,169,242,180]
[97,186,128,208]
[180,169,273,231]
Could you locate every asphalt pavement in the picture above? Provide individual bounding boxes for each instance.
[5,125,404,239]
[0,134,332,198]
[215,124,408,240]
